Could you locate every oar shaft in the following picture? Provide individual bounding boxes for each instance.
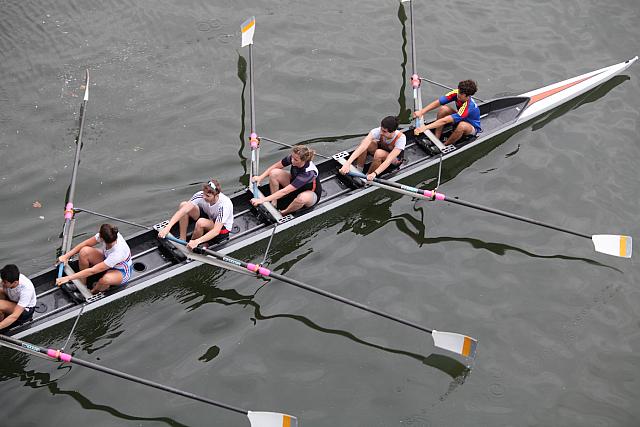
[60,70,90,254]
[361,174,591,240]
[404,0,423,128]
[67,70,90,209]
[74,207,153,231]
[249,44,256,137]
[443,196,590,239]
[260,137,331,159]
[0,334,248,415]
[166,236,433,335]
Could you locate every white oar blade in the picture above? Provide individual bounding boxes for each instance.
[248,411,297,427]
[432,330,477,358]
[241,16,256,47]
[592,234,632,258]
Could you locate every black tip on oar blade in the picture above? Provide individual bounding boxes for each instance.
[592,234,633,258]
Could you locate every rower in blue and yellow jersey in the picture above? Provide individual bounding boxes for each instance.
[338,116,406,181]
[251,145,322,215]
[158,179,234,250]
[413,79,482,146]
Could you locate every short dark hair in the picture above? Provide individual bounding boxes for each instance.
[1,264,20,283]
[458,80,478,96]
[99,224,119,244]
[380,116,399,132]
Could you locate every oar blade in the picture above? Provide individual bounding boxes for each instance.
[592,234,632,258]
[248,411,297,427]
[241,16,256,47]
[432,330,477,358]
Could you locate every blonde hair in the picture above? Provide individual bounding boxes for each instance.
[292,145,315,162]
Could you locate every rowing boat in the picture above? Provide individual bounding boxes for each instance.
[8,56,636,339]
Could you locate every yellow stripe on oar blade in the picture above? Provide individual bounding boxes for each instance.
[241,16,256,47]
[248,411,297,427]
[592,234,633,258]
[432,330,478,358]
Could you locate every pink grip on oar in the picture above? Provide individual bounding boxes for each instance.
[64,203,74,219]
[411,74,420,89]
[422,190,446,201]
[47,349,72,362]
[250,133,259,149]
[247,263,272,277]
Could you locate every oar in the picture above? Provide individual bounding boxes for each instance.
[260,136,332,159]
[241,16,260,198]
[58,69,90,278]
[401,0,423,129]
[166,235,478,358]
[0,334,297,427]
[347,170,633,258]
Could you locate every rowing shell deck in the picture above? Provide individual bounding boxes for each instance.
[9,57,637,339]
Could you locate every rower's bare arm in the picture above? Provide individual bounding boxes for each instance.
[340,133,373,174]
[415,115,453,135]
[414,99,441,118]
[254,160,285,183]
[159,203,194,238]
[57,261,109,285]
[0,304,24,329]
[377,148,403,174]
[267,184,296,202]
[60,236,99,263]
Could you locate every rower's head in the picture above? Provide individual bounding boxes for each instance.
[380,116,399,138]
[291,145,315,167]
[0,264,20,287]
[202,179,221,203]
[99,224,119,245]
[457,80,478,102]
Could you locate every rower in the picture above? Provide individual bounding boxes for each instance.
[338,116,406,181]
[0,264,37,331]
[158,179,234,250]
[56,224,133,294]
[251,145,322,215]
[413,80,482,146]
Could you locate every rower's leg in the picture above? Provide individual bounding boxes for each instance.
[435,106,456,139]
[268,169,291,207]
[178,202,200,241]
[368,149,389,174]
[92,270,124,294]
[78,247,105,285]
[445,121,474,146]
[355,140,378,169]
[191,218,215,240]
[280,191,316,215]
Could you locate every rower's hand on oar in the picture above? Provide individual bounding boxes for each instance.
[55,276,70,286]
[250,197,264,207]
[157,227,169,239]
[412,111,423,119]
[186,239,201,251]
[338,164,350,175]
[414,125,427,136]
[366,173,376,181]
[251,175,262,184]
[58,254,70,264]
